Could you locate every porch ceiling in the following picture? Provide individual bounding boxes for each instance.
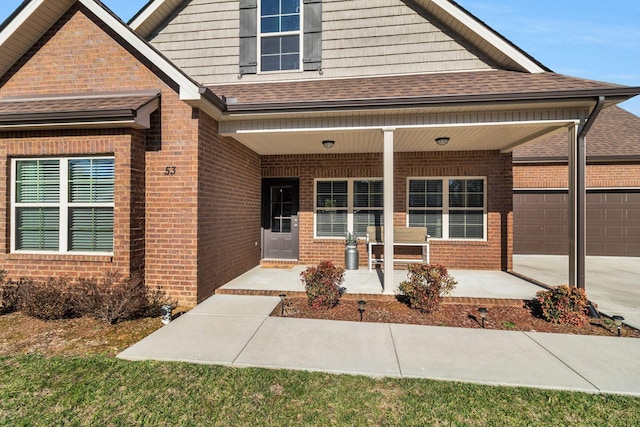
[226,121,570,155]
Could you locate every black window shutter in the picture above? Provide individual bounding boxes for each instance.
[239,0,257,75]
[303,0,322,71]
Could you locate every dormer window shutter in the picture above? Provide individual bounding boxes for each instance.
[239,0,258,75]
[303,0,322,71]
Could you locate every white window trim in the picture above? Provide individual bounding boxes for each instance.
[257,0,303,73]
[314,178,383,239]
[406,176,488,241]
[10,156,115,256]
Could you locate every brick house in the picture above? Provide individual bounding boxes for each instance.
[1,0,638,305]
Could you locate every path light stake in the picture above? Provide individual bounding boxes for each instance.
[279,293,286,316]
[358,300,367,322]
[161,305,172,325]
[612,315,624,337]
[478,307,488,329]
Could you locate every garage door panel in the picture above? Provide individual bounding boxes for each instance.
[514,190,640,257]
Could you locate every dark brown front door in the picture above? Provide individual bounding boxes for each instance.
[262,178,299,260]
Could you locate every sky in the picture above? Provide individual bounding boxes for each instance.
[0,0,639,115]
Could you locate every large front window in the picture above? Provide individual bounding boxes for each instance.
[315,179,383,238]
[12,157,115,254]
[259,0,301,72]
[408,177,485,240]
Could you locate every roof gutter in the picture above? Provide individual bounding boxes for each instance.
[224,87,640,115]
[578,95,606,140]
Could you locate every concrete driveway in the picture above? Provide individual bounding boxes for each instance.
[513,255,640,330]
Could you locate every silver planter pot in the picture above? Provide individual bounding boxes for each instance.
[345,245,359,270]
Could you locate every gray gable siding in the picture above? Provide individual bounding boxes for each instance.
[148,0,494,85]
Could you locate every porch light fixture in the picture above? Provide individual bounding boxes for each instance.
[160,305,172,325]
[612,315,624,337]
[478,307,488,329]
[322,140,335,149]
[358,300,367,322]
[279,293,287,316]
[435,137,450,146]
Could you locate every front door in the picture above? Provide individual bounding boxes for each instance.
[262,178,299,260]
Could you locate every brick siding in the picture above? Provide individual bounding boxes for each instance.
[261,150,513,270]
[513,162,640,189]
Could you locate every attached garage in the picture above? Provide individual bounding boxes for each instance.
[514,189,640,256]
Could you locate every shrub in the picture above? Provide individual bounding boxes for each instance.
[398,264,457,313]
[1,270,21,314]
[300,261,345,310]
[18,277,76,320]
[534,285,589,326]
[75,272,176,324]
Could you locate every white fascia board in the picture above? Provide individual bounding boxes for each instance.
[430,0,546,74]
[129,0,169,31]
[0,0,48,46]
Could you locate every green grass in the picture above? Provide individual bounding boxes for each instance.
[1,355,639,426]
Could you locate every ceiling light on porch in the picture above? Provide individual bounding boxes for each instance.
[435,137,450,146]
[322,140,335,149]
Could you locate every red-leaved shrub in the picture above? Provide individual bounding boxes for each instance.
[301,261,345,310]
[398,264,457,313]
[535,285,589,326]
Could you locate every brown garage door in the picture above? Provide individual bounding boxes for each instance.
[514,190,640,256]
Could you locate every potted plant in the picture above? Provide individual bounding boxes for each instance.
[344,232,359,270]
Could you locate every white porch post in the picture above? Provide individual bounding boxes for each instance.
[382,128,395,294]
[568,123,586,288]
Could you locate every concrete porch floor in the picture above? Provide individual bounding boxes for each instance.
[217,265,544,301]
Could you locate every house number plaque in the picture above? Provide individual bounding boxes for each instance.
[164,166,177,176]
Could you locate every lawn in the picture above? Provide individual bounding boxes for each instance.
[1,354,639,426]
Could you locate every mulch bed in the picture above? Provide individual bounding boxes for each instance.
[271,297,640,338]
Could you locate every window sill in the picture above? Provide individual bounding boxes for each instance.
[7,253,113,262]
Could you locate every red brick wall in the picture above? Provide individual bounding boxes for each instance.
[514,162,640,189]
[0,7,201,305]
[196,114,261,302]
[261,150,513,270]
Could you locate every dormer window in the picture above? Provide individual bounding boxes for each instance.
[240,0,322,76]
[259,0,301,72]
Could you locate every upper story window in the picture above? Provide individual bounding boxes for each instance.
[11,157,115,254]
[260,0,301,72]
[239,0,322,76]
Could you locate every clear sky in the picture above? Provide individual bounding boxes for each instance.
[1,0,639,115]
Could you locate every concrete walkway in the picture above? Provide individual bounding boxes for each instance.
[118,294,640,396]
[514,255,640,330]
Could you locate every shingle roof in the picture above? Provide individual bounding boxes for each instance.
[0,92,159,125]
[513,106,640,160]
[208,70,631,108]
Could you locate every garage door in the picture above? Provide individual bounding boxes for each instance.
[514,190,640,256]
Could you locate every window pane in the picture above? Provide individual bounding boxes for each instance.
[408,179,442,208]
[409,210,442,238]
[69,207,114,251]
[449,179,484,208]
[16,160,59,203]
[261,35,300,71]
[69,158,114,203]
[281,0,299,14]
[261,36,280,54]
[317,181,347,208]
[261,0,279,16]
[16,207,59,250]
[281,15,299,32]
[316,210,347,237]
[261,55,279,72]
[449,210,483,239]
[354,210,383,235]
[281,53,299,70]
[261,16,280,33]
[354,180,383,208]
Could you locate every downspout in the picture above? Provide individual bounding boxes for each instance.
[569,95,605,289]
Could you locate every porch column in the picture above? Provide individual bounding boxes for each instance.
[568,123,586,288]
[382,128,395,294]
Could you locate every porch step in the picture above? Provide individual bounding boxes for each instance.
[214,288,525,307]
